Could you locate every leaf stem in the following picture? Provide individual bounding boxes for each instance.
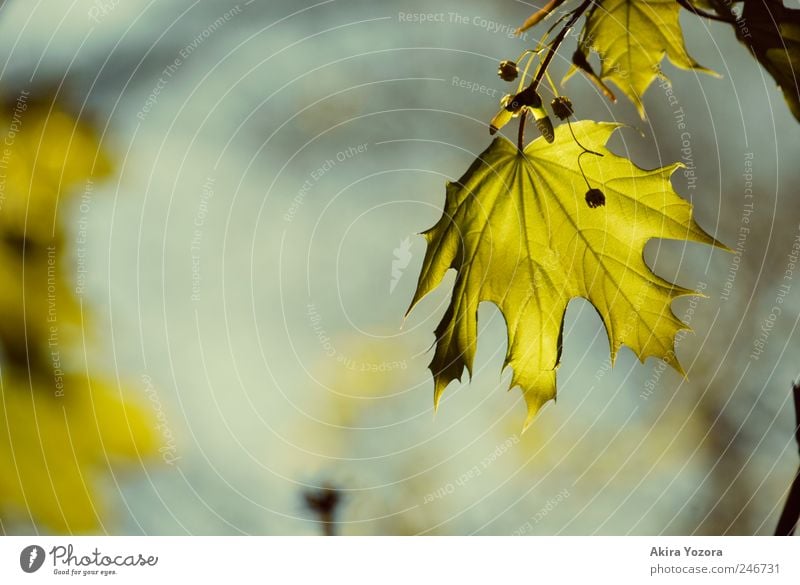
[517,109,528,152]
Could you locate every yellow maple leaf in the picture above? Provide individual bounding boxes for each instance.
[407,122,724,429]
[570,0,715,117]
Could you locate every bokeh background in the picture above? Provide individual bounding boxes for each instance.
[0,0,799,535]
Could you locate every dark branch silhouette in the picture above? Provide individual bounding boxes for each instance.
[303,485,342,536]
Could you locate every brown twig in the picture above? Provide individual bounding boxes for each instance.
[775,380,800,535]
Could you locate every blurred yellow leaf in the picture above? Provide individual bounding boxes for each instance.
[0,97,112,240]
[0,94,156,533]
[0,372,158,533]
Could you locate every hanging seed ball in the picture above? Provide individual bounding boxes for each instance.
[551,96,574,120]
[585,188,606,208]
[498,60,519,82]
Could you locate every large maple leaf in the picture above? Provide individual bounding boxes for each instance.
[569,0,714,117]
[408,121,723,429]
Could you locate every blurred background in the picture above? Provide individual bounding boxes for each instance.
[0,0,798,535]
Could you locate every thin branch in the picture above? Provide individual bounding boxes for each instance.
[511,0,594,111]
[511,0,594,147]
[775,380,800,535]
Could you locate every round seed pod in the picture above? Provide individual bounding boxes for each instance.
[551,96,574,120]
[497,60,519,82]
[585,188,606,208]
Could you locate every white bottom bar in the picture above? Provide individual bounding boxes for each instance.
[1,536,798,584]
